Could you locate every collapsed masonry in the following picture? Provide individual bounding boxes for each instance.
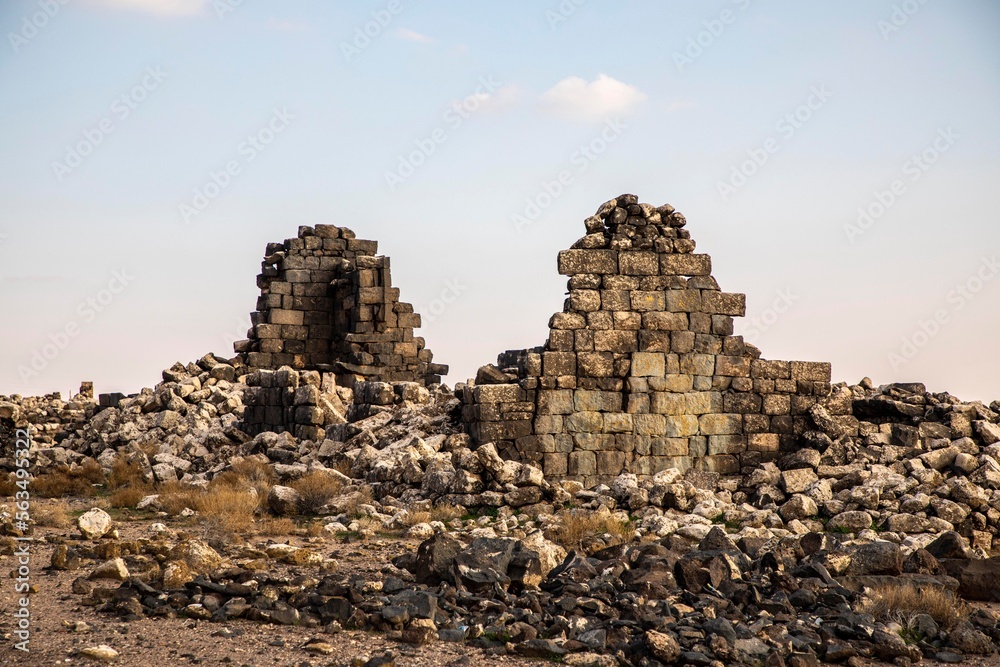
[234,224,447,440]
[460,194,841,486]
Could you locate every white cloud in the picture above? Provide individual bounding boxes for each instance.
[540,74,647,122]
[82,0,209,16]
[396,28,434,44]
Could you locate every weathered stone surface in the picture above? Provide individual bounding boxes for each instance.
[78,508,113,540]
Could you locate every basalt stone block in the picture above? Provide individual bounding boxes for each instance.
[631,352,665,377]
[577,352,614,377]
[663,415,699,437]
[630,290,666,311]
[594,330,638,353]
[701,291,746,316]
[558,250,618,275]
[660,254,711,276]
[568,450,597,476]
[619,251,659,275]
[791,361,832,382]
[751,359,791,380]
[665,290,702,313]
[643,312,688,331]
[715,355,750,377]
[699,413,742,435]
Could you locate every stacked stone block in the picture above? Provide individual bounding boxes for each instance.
[241,367,336,442]
[235,224,447,386]
[461,194,836,486]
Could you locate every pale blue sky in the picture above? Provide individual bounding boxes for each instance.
[1,0,998,401]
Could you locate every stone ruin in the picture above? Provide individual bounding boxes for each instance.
[230,197,843,483]
[458,194,840,486]
[234,224,448,440]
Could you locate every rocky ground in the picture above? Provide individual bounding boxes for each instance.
[3,359,1000,665]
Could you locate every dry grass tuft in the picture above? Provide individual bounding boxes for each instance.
[0,473,17,497]
[197,485,258,535]
[107,455,154,508]
[404,503,464,527]
[157,481,203,515]
[107,456,148,490]
[109,485,150,509]
[256,517,297,536]
[155,480,259,535]
[290,472,344,514]
[31,460,105,498]
[212,458,274,510]
[547,507,636,550]
[860,582,968,631]
[33,500,71,528]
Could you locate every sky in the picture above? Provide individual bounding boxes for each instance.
[0,0,998,403]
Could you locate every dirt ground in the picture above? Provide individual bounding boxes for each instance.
[5,498,1000,667]
[0,498,537,667]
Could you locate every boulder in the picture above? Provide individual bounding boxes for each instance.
[77,508,113,540]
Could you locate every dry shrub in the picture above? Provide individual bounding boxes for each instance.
[197,485,258,535]
[107,456,148,490]
[290,472,344,514]
[0,473,17,497]
[76,459,106,484]
[109,485,149,509]
[31,464,100,498]
[156,481,258,535]
[213,458,274,510]
[305,521,325,537]
[548,507,636,550]
[256,517,297,536]
[156,481,203,515]
[404,503,463,527]
[860,582,968,631]
[33,500,71,528]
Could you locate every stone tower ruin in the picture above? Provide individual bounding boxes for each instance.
[460,194,838,486]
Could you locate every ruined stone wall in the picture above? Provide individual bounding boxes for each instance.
[235,224,447,386]
[235,224,447,439]
[460,194,841,486]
